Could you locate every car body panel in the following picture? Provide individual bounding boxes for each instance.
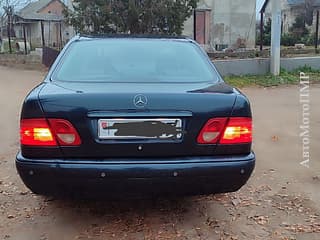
[17,35,255,196]
[35,82,240,158]
[16,152,255,197]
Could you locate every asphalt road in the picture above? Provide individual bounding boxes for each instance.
[0,65,319,240]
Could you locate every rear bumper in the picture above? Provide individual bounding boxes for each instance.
[16,152,255,197]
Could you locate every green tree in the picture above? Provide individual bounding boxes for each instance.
[257,18,271,46]
[290,16,309,40]
[65,0,198,35]
[281,16,311,46]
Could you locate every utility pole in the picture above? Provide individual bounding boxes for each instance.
[315,10,319,52]
[270,0,281,76]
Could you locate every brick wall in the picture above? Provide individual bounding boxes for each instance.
[39,0,64,16]
[0,54,44,70]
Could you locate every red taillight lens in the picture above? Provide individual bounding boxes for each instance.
[20,119,57,146]
[197,117,252,145]
[197,118,228,144]
[220,117,252,144]
[48,119,81,146]
[20,118,81,146]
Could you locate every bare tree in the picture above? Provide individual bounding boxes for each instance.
[305,0,317,26]
[0,0,31,53]
[0,0,32,10]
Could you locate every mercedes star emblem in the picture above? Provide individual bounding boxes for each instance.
[133,94,148,108]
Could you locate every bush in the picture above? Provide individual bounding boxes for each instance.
[303,32,320,46]
[281,32,320,47]
[262,16,317,47]
[281,33,297,46]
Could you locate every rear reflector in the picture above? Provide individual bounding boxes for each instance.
[20,118,81,146]
[197,118,228,144]
[48,119,81,146]
[197,117,252,145]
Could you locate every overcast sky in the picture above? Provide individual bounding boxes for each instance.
[257,0,266,14]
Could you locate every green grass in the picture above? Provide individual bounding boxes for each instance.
[224,67,320,88]
[0,40,17,53]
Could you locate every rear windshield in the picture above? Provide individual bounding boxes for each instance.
[52,39,218,83]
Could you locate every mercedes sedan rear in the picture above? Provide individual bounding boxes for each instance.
[16,35,255,197]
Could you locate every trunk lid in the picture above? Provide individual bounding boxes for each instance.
[39,81,237,159]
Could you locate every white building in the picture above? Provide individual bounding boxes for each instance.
[183,0,257,51]
[263,0,320,34]
[14,0,75,48]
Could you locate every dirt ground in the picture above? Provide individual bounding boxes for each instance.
[0,65,319,240]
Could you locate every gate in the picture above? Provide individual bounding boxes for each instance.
[42,47,60,68]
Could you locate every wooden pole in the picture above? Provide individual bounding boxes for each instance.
[59,21,63,50]
[29,25,32,50]
[260,11,264,51]
[7,14,12,53]
[315,10,319,52]
[193,10,197,41]
[48,21,51,47]
[23,24,27,54]
[41,21,45,47]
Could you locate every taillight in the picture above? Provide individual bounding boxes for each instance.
[48,119,81,146]
[197,117,252,145]
[220,117,252,144]
[20,118,81,146]
[197,118,228,144]
[21,119,57,146]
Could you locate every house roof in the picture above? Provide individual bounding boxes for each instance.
[286,0,320,5]
[261,0,320,12]
[197,3,211,11]
[15,0,64,22]
[287,0,305,5]
[309,0,320,6]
